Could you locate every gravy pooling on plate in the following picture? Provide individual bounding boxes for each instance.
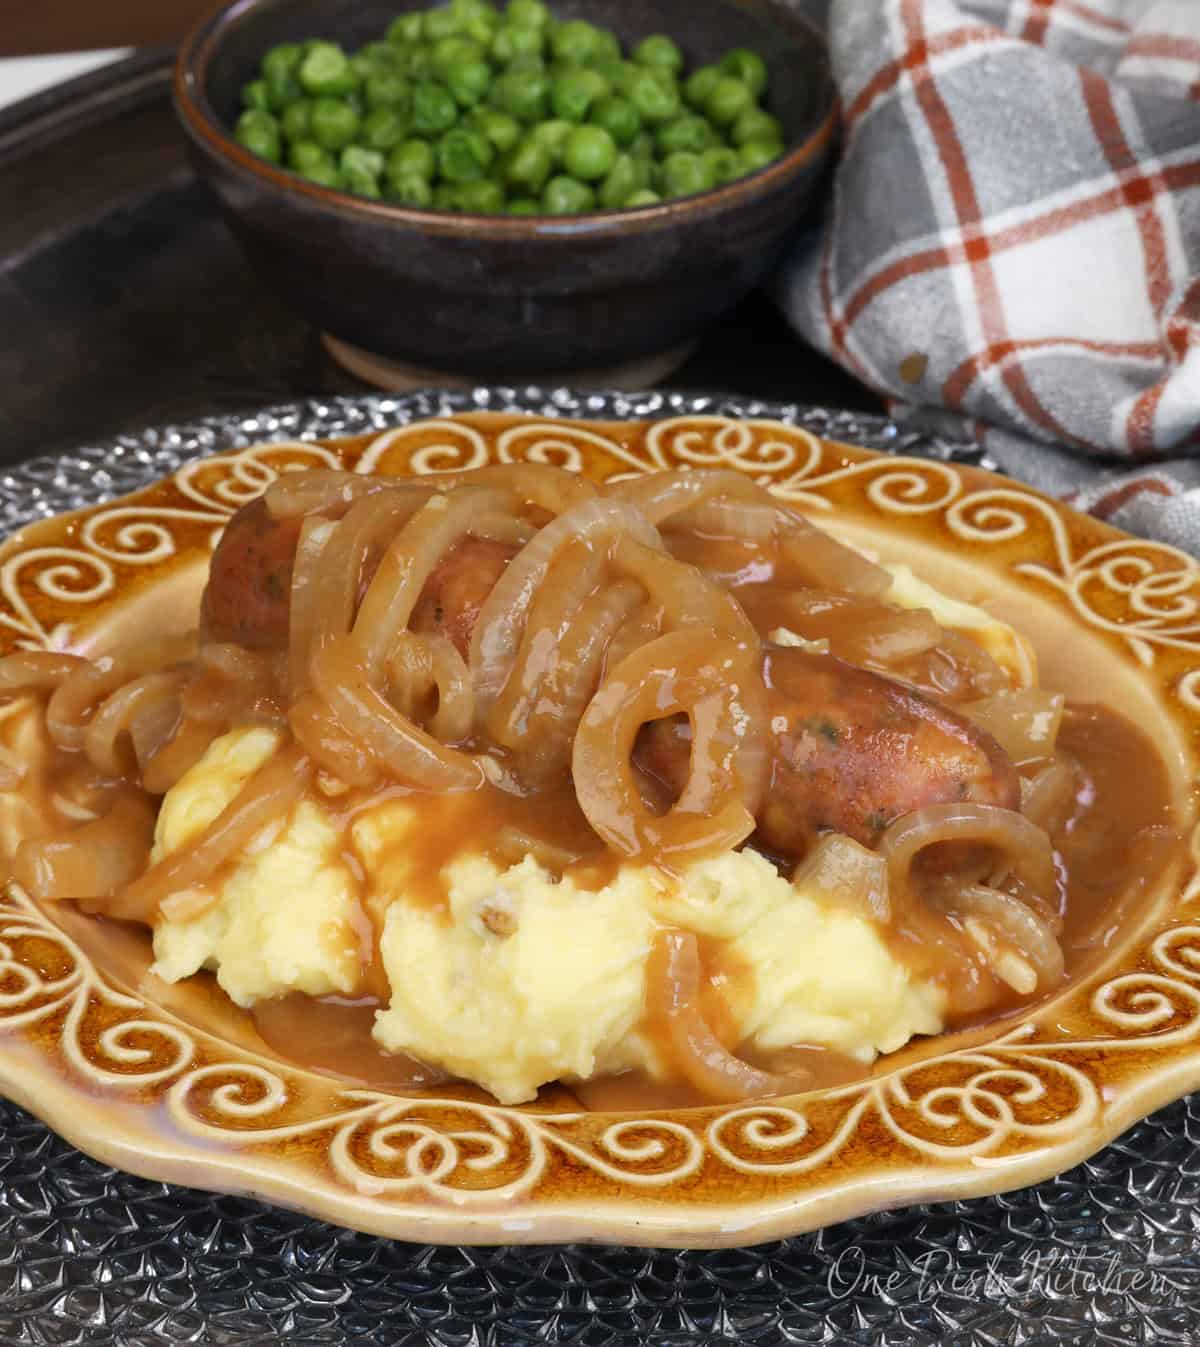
[0,421,1180,1106]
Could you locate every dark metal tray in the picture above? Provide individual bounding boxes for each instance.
[0,50,1197,1347]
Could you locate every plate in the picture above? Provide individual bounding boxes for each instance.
[0,392,1196,1250]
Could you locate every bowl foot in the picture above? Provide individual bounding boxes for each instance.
[322,334,698,392]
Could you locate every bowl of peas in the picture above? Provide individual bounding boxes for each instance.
[175,0,836,387]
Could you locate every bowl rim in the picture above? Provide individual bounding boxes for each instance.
[172,0,840,237]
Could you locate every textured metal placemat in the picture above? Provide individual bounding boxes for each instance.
[0,389,1193,1347]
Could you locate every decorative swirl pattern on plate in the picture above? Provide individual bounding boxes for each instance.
[946,488,1200,666]
[0,409,1195,1225]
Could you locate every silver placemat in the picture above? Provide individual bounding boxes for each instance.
[0,389,1193,1347]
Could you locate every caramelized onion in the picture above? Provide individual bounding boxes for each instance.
[14,794,156,902]
[386,632,474,744]
[647,930,810,1102]
[879,803,1057,907]
[0,651,87,696]
[470,497,660,711]
[964,689,1064,765]
[111,747,310,921]
[934,883,1065,989]
[265,469,405,519]
[83,671,185,779]
[573,631,767,862]
[792,833,890,922]
[311,636,483,791]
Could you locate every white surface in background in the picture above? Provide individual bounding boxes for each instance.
[0,50,132,112]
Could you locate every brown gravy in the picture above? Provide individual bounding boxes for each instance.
[31,692,1178,1110]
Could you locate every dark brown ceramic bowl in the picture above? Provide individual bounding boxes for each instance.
[174,0,837,387]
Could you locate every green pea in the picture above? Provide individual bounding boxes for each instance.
[298,42,359,96]
[738,139,783,173]
[551,19,600,65]
[281,98,314,141]
[454,178,506,211]
[310,97,361,150]
[508,196,541,214]
[562,124,616,180]
[447,58,492,106]
[409,80,459,135]
[350,52,375,83]
[551,67,609,122]
[385,172,434,207]
[504,136,552,192]
[598,152,639,209]
[432,35,487,71]
[624,67,681,125]
[461,12,499,45]
[288,140,333,174]
[719,47,768,98]
[628,129,656,160]
[438,126,495,181]
[345,88,367,119]
[489,68,549,121]
[705,75,753,126]
[467,105,522,152]
[589,95,640,147]
[343,166,382,198]
[365,70,410,111]
[387,137,436,181]
[242,79,270,112]
[632,34,683,76]
[491,23,543,62]
[702,145,742,185]
[452,0,498,21]
[588,54,629,88]
[387,14,425,44]
[341,144,385,175]
[589,29,622,64]
[405,45,438,80]
[300,161,344,189]
[433,182,460,209]
[425,7,466,41]
[235,108,281,162]
[542,174,595,213]
[361,105,408,150]
[625,188,661,206]
[264,64,304,111]
[529,117,572,163]
[504,51,546,75]
[359,41,406,72]
[656,113,714,154]
[731,107,784,147]
[506,0,549,27]
[661,150,713,197]
[262,43,303,82]
[684,64,721,109]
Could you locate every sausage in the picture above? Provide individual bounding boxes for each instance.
[636,645,1020,859]
[201,497,517,659]
[201,498,302,650]
[202,500,1020,859]
[408,537,517,660]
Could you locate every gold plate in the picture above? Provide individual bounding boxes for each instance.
[0,411,1196,1248]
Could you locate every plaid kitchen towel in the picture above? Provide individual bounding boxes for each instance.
[776,0,1200,545]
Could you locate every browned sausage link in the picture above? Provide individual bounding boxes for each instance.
[636,646,1020,861]
[201,496,519,659]
[408,537,519,660]
[201,498,304,650]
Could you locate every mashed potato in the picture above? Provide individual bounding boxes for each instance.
[148,570,1028,1104]
[150,735,944,1104]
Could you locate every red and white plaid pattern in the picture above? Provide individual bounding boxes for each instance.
[779,0,1200,470]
